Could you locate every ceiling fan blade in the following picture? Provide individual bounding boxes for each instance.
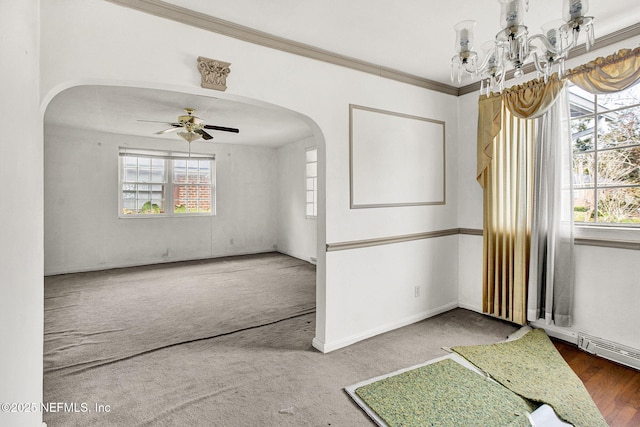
[195,129,213,140]
[203,124,239,133]
[137,119,174,124]
[155,127,181,135]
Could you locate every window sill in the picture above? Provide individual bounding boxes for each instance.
[574,225,640,250]
[119,213,215,219]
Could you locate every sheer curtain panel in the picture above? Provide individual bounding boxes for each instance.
[526,86,575,326]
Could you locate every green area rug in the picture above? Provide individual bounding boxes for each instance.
[354,357,535,427]
[452,328,607,427]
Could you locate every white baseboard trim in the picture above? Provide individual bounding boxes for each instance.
[312,301,458,353]
[456,301,482,313]
[528,319,579,345]
[44,249,287,276]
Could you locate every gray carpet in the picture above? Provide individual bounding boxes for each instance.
[44,253,519,426]
[44,252,316,375]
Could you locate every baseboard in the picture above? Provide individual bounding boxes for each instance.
[44,249,289,276]
[456,301,482,313]
[528,319,579,345]
[314,301,458,353]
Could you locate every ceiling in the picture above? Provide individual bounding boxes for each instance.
[163,0,640,86]
[45,85,314,147]
[46,1,640,147]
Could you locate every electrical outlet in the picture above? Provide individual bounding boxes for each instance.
[414,286,421,298]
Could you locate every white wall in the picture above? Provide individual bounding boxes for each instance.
[572,245,640,348]
[322,236,459,352]
[277,137,317,263]
[0,2,43,427]
[39,0,460,356]
[455,37,640,350]
[456,90,485,312]
[44,125,280,274]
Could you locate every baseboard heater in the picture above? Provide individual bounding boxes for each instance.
[578,333,640,371]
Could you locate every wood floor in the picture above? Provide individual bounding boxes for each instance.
[553,340,640,426]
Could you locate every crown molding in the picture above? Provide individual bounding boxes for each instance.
[106,0,459,96]
[104,1,640,97]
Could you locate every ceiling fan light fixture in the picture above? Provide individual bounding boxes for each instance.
[140,107,238,143]
[177,131,202,143]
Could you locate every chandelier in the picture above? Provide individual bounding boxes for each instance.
[451,0,595,94]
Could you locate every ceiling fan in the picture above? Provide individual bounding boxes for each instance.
[139,107,239,142]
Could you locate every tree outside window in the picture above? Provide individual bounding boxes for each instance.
[570,83,640,225]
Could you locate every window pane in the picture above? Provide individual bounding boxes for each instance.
[124,156,138,167]
[174,184,211,213]
[569,85,595,117]
[305,148,318,217]
[571,117,595,152]
[139,200,163,214]
[151,168,165,183]
[597,107,640,150]
[573,152,595,188]
[138,168,151,182]
[199,162,211,184]
[121,183,165,215]
[597,148,640,186]
[137,157,151,167]
[573,189,595,223]
[187,160,199,183]
[174,160,187,184]
[306,148,317,162]
[598,84,640,112]
[306,162,317,177]
[124,168,138,182]
[597,188,640,224]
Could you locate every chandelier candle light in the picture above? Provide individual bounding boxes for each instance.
[451,0,595,94]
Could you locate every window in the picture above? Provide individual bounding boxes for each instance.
[305,147,318,218]
[570,83,640,226]
[119,148,215,217]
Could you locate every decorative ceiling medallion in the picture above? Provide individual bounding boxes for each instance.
[197,56,231,91]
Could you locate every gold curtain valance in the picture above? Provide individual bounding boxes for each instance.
[476,76,563,187]
[503,76,564,119]
[566,47,640,94]
[476,95,502,188]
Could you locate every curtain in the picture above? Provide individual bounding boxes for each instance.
[527,87,574,326]
[567,47,640,94]
[477,47,640,327]
[477,77,564,325]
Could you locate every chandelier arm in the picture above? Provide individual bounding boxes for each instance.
[527,34,562,56]
[475,47,498,75]
[530,51,549,77]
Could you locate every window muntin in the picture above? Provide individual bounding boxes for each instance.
[119,149,215,217]
[305,147,317,218]
[570,84,640,226]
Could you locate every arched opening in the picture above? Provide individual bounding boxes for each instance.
[42,81,327,422]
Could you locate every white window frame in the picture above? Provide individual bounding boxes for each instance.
[305,147,318,218]
[118,148,216,218]
[569,84,640,243]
